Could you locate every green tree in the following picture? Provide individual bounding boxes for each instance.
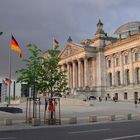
[17,43,68,98]
[17,43,43,99]
[40,46,68,98]
[17,43,67,120]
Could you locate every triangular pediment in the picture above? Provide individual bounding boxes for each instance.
[59,43,84,59]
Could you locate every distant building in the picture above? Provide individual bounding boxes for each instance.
[0,77,21,102]
[57,20,140,101]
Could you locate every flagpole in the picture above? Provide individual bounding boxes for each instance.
[52,37,54,49]
[8,34,12,106]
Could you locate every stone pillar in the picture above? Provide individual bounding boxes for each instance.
[84,57,88,87]
[129,50,134,84]
[78,60,81,88]
[69,63,73,88]
[92,58,96,87]
[120,53,124,85]
[67,63,70,88]
[112,56,115,86]
[72,61,76,88]
[75,61,78,88]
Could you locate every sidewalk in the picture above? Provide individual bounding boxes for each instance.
[0,98,140,131]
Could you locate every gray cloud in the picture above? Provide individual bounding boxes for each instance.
[0,0,140,78]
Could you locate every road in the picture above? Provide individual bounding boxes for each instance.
[0,120,140,140]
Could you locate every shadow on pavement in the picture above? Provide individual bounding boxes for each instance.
[0,107,23,113]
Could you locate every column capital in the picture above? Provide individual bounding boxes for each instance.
[72,60,77,64]
[67,61,72,65]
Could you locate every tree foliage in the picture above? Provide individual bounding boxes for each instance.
[17,44,68,98]
[17,44,43,98]
[38,46,68,97]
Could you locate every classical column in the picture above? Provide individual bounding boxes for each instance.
[112,56,115,86]
[69,63,73,88]
[78,60,81,88]
[120,53,124,85]
[75,61,78,88]
[72,61,76,88]
[84,57,88,87]
[92,58,96,87]
[129,50,134,84]
[67,63,70,88]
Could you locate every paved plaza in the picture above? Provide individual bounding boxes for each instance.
[0,97,140,130]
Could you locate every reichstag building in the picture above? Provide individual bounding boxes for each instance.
[58,20,140,101]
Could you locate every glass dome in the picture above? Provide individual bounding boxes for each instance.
[114,21,140,35]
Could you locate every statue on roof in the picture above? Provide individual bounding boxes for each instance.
[67,36,72,43]
[95,19,105,35]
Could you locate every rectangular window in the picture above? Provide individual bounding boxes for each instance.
[124,55,128,64]
[108,60,111,68]
[116,58,119,66]
[126,70,130,85]
[117,71,121,86]
[135,53,139,61]
[109,73,112,86]
[124,92,128,100]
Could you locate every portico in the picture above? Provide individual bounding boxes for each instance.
[59,43,97,93]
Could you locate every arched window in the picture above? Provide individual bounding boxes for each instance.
[135,67,140,84]
[116,71,121,86]
[125,69,130,85]
[108,73,112,87]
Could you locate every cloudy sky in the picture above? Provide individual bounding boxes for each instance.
[0,0,140,78]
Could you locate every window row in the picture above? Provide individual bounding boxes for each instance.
[108,92,139,100]
[107,52,140,68]
[107,68,140,87]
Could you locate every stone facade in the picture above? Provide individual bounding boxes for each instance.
[58,20,140,101]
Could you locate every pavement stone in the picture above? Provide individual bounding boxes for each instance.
[0,97,140,131]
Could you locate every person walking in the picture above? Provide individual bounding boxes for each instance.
[45,98,48,111]
[48,100,55,119]
[99,97,102,102]
[135,100,138,108]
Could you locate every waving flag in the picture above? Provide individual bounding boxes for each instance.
[4,78,12,84]
[53,39,59,49]
[11,34,22,58]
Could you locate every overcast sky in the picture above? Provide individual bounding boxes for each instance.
[0,0,140,78]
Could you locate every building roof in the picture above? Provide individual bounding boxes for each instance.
[114,21,140,35]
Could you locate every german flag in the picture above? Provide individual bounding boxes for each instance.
[4,78,12,84]
[11,34,22,58]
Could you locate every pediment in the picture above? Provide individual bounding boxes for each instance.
[59,44,84,59]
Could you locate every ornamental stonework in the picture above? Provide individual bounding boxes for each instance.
[59,45,83,59]
[131,47,140,53]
